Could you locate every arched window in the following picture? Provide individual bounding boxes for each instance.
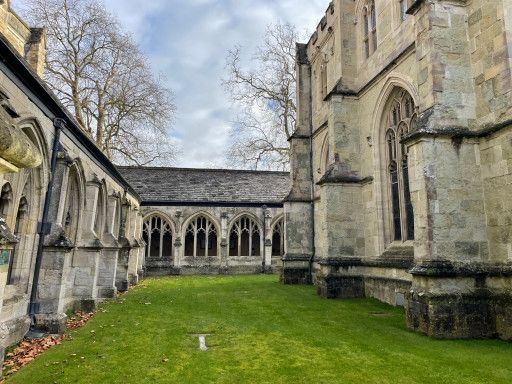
[271,218,284,257]
[229,216,261,257]
[363,8,370,58]
[320,62,328,98]
[363,1,377,58]
[384,89,415,243]
[184,216,218,257]
[7,196,28,285]
[370,1,377,51]
[143,215,173,259]
[63,172,80,241]
[0,183,13,218]
[94,188,105,237]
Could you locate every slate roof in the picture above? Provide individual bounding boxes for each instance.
[117,167,291,205]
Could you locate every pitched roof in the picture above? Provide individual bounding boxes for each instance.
[117,166,291,205]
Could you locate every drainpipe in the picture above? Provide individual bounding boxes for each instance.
[28,118,64,320]
[307,63,316,284]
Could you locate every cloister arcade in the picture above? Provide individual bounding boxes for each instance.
[139,209,285,275]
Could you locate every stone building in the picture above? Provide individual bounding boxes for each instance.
[0,0,143,363]
[119,167,289,275]
[284,0,512,340]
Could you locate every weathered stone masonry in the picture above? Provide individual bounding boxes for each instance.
[0,0,143,366]
[119,167,289,276]
[284,0,512,340]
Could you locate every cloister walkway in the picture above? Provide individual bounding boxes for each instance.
[7,275,512,384]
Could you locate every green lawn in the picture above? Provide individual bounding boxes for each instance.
[7,275,512,384]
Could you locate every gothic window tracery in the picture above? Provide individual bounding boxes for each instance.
[143,215,173,259]
[385,90,415,243]
[271,218,284,257]
[184,215,218,257]
[229,216,261,257]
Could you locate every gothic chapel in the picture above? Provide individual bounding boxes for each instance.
[283,0,512,340]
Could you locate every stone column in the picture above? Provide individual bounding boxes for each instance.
[313,94,369,298]
[35,151,75,333]
[282,43,314,284]
[71,175,102,312]
[115,196,131,292]
[220,212,228,273]
[173,210,183,271]
[263,208,272,273]
[127,206,141,285]
[134,209,145,279]
[97,192,120,299]
[403,0,512,340]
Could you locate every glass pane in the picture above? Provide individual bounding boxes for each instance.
[390,165,402,241]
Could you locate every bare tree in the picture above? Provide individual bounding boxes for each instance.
[223,22,297,171]
[23,0,177,165]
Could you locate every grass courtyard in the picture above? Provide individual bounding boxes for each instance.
[6,275,512,384]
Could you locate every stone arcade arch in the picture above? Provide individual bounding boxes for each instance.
[184,214,218,257]
[271,216,284,258]
[229,215,262,257]
[143,213,175,260]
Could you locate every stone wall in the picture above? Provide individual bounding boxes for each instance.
[286,0,512,340]
[0,0,46,77]
[0,31,142,365]
[140,205,284,275]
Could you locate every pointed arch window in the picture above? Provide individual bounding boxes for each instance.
[271,219,284,257]
[229,216,261,257]
[7,196,29,285]
[362,1,377,58]
[0,183,13,219]
[370,1,377,51]
[94,189,105,238]
[63,172,80,241]
[363,8,370,58]
[143,215,173,259]
[184,216,218,257]
[385,90,415,243]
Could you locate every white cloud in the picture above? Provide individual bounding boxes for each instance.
[12,0,330,168]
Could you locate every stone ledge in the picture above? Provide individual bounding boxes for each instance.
[317,255,414,270]
[282,254,312,262]
[410,260,512,277]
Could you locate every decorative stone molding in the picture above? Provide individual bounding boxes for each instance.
[0,107,41,170]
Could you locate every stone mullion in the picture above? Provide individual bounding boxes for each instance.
[205,224,210,258]
[159,221,163,259]
[193,222,197,258]
[248,223,253,257]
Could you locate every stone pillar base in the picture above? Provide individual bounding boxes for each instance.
[281,255,312,284]
[406,292,512,340]
[128,274,139,286]
[33,313,67,334]
[97,286,117,299]
[75,299,96,313]
[316,275,364,299]
[115,279,129,292]
[280,268,311,284]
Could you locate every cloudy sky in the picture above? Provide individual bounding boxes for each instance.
[13,0,329,168]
